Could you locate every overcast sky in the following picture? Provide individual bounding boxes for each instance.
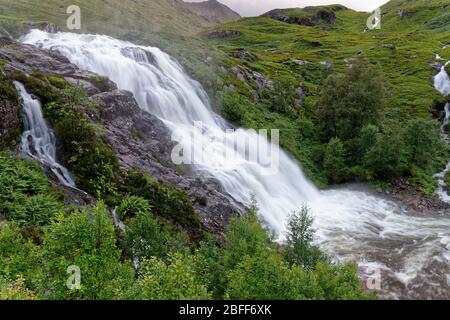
[186,0,390,17]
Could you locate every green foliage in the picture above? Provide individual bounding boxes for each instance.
[221,90,249,123]
[404,118,441,167]
[0,153,63,226]
[125,209,190,262]
[117,195,151,220]
[223,203,272,271]
[317,56,385,141]
[136,253,211,300]
[121,170,201,234]
[323,138,347,183]
[0,276,39,300]
[43,203,135,300]
[270,76,299,116]
[364,124,409,179]
[284,206,328,270]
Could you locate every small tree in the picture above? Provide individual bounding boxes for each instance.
[317,56,385,141]
[404,119,441,167]
[283,205,327,271]
[323,137,347,183]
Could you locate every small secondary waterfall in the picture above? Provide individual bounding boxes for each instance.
[433,61,450,203]
[22,30,450,299]
[14,81,76,187]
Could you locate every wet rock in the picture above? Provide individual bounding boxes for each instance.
[207,30,241,39]
[430,61,443,73]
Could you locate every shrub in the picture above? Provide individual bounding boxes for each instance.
[121,170,201,234]
[117,196,151,220]
[43,202,135,300]
[0,153,63,226]
[221,90,249,123]
[136,253,211,300]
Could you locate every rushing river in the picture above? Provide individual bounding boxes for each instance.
[21,29,450,299]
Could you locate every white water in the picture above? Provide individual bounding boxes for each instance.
[22,30,450,298]
[14,81,76,187]
[433,61,450,203]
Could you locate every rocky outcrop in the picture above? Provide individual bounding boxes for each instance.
[184,0,240,24]
[207,29,241,39]
[230,65,273,100]
[0,39,244,235]
[262,5,346,27]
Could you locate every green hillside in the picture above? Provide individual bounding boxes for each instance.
[206,0,450,191]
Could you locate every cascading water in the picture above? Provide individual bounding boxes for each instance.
[22,30,450,299]
[14,81,76,188]
[433,60,450,203]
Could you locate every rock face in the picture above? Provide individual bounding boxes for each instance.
[207,29,241,39]
[230,65,273,100]
[262,5,346,27]
[0,39,244,235]
[184,0,241,24]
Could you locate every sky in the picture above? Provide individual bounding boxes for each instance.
[186,0,391,17]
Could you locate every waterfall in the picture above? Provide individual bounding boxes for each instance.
[22,30,450,298]
[14,81,76,188]
[433,61,450,203]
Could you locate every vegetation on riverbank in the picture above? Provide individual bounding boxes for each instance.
[0,153,371,300]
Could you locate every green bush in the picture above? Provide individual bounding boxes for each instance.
[0,153,63,226]
[121,170,201,234]
[125,209,190,262]
[221,90,250,123]
[136,253,211,300]
[42,202,135,300]
[117,195,151,220]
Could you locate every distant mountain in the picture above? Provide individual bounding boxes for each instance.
[184,0,241,24]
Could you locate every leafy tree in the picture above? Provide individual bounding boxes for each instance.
[363,123,409,179]
[284,206,327,270]
[225,251,310,300]
[317,56,385,141]
[404,119,441,167]
[323,138,347,183]
[136,253,211,300]
[315,262,372,300]
[42,202,135,300]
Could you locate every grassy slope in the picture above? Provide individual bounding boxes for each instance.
[207,1,450,187]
